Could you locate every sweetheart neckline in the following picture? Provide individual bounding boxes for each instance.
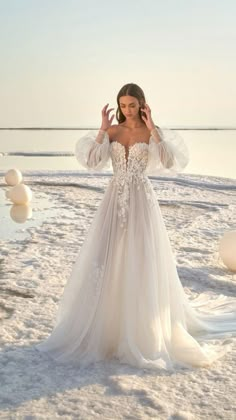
[110,141,149,149]
[110,140,149,168]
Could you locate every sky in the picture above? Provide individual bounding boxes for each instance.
[0,0,235,127]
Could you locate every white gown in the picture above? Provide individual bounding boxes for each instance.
[37,128,236,370]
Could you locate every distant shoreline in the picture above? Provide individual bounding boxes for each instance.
[0,127,236,131]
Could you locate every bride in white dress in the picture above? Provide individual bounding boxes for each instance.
[37,83,236,370]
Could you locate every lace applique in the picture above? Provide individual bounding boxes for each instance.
[89,261,105,296]
[110,142,157,229]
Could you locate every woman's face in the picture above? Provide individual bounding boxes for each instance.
[119,95,140,120]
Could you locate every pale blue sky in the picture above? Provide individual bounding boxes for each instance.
[0,0,235,127]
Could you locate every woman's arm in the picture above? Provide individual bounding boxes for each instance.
[141,104,175,168]
[150,127,175,168]
[150,126,162,144]
[85,103,115,166]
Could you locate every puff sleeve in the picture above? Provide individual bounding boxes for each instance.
[75,130,111,171]
[145,127,189,176]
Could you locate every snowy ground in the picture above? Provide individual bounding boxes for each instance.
[0,170,236,420]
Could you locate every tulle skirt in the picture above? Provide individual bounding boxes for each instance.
[37,177,236,370]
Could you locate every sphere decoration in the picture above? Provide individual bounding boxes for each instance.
[9,184,33,205]
[219,231,236,272]
[5,189,11,199]
[10,204,32,223]
[4,169,23,186]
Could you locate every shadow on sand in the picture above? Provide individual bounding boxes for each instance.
[0,343,190,413]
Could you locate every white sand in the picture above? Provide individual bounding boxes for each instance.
[0,171,236,419]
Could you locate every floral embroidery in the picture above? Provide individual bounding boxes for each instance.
[110,142,157,229]
[89,261,105,296]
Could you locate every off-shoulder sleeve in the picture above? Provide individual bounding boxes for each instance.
[145,127,189,175]
[75,130,111,171]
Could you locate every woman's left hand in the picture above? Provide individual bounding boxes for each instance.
[141,104,156,132]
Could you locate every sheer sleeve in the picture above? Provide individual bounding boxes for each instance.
[145,127,189,176]
[75,130,111,171]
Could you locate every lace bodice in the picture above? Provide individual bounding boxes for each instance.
[110,141,149,175]
[109,141,155,229]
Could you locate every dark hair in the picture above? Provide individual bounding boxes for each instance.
[116,83,146,123]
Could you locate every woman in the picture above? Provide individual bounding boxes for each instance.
[37,83,236,370]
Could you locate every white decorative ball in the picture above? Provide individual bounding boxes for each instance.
[219,231,236,272]
[9,184,33,205]
[10,204,32,223]
[5,189,11,199]
[4,169,23,186]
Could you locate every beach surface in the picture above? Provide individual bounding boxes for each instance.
[0,170,236,419]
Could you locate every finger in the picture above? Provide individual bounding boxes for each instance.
[145,104,151,113]
[102,103,109,113]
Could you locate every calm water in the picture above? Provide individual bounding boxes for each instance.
[0,129,236,179]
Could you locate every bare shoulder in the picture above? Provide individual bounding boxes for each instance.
[106,124,120,141]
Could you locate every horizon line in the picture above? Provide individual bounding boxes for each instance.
[0,126,236,131]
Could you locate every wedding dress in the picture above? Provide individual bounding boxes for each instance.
[37,128,236,370]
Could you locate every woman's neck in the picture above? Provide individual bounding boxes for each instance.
[122,118,144,129]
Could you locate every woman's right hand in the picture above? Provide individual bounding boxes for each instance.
[100,103,115,131]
